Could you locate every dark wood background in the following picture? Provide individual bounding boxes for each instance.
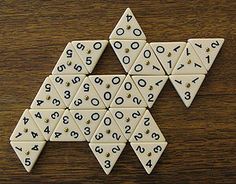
[0,0,235,183]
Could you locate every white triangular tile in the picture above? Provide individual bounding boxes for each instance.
[70,109,106,142]
[52,42,88,75]
[89,75,125,107]
[69,77,106,109]
[29,109,64,141]
[10,109,45,141]
[72,40,108,73]
[90,111,126,143]
[110,75,147,108]
[89,143,126,175]
[30,77,66,109]
[110,40,146,72]
[50,110,85,141]
[172,43,207,75]
[169,74,205,108]
[109,108,145,140]
[109,8,146,40]
[129,43,165,75]
[188,38,224,71]
[132,76,168,108]
[10,141,46,172]
[129,110,165,142]
[150,42,186,75]
[49,75,85,107]
[131,142,167,174]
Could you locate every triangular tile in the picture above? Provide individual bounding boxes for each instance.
[169,74,205,108]
[188,38,224,71]
[89,143,126,175]
[90,111,126,143]
[129,110,165,142]
[129,43,165,75]
[109,8,146,40]
[132,76,168,108]
[131,142,167,174]
[110,40,146,72]
[150,42,186,75]
[10,109,45,141]
[10,141,46,172]
[109,108,145,140]
[70,109,106,142]
[30,77,66,109]
[110,75,147,108]
[89,75,125,107]
[49,75,85,107]
[29,109,64,141]
[172,43,207,75]
[72,40,108,73]
[50,110,85,141]
[69,77,106,109]
[52,42,88,75]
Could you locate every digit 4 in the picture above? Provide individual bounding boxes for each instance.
[52,42,88,75]
[89,143,126,175]
[10,141,46,172]
[72,40,108,73]
[169,74,205,108]
[30,77,66,109]
[132,76,168,108]
[129,110,166,142]
[131,142,167,174]
[109,8,146,40]
[50,109,85,141]
[188,38,224,71]
[29,109,64,141]
[10,109,45,141]
[49,75,85,107]
[129,43,165,75]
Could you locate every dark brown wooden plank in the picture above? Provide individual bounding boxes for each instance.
[0,0,235,183]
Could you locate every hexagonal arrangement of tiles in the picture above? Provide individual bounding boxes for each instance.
[10,8,224,174]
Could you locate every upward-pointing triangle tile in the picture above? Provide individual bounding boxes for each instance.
[69,77,106,109]
[90,111,126,143]
[10,109,45,141]
[188,38,224,71]
[129,43,165,75]
[131,142,167,174]
[49,75,85,107]
[89,75,125,108]
[109,8,146,40]
[172,43,207,75]
[72,40,108,73]
[10,141,46,172]
[110,40,146,72]
[169,74,205,108]
[132,76,168,108]
[129,110,166,142]
[150,42,186,75]
[29,109,64,141]
[89,143,126,175]
[30,77,66,109]
[50,110,85,141]
[110,75,147,108]
[52,42,88,75]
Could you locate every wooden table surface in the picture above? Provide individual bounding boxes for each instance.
[0,0,235,183]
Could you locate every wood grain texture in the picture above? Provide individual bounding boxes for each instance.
[0,0,236,183]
